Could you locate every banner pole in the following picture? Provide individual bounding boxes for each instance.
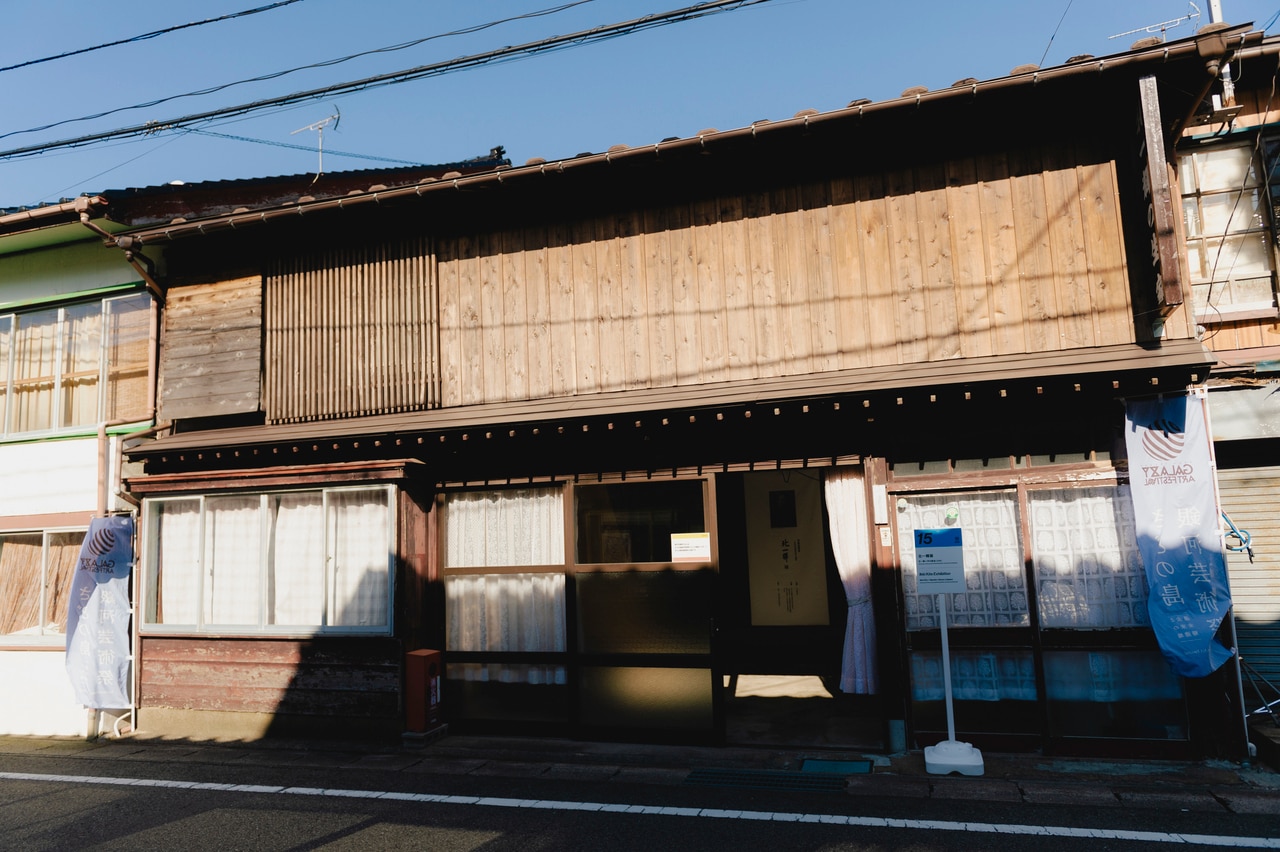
[1197,388,1253,761]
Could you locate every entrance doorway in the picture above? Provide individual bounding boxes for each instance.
[714,469,883,750]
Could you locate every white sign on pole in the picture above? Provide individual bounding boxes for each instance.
[914,526,984,776]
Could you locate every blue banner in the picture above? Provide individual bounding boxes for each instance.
[65,516,134,709]
[1124,393,1234,678]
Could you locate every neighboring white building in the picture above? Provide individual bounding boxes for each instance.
[0,199,153,736]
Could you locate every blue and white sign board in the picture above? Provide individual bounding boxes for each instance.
[914,528,965,594]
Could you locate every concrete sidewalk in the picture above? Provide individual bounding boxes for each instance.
[2,731,1279,816]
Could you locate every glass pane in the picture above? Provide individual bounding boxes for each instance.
[579,666,714,731]
[1199,189,1266,236]
[267,492,325,627]
[44,532,83,634]
[103,294,151,423]
[1194,145,1258,191]
[147,499,201,625]
[897,491,1028,629]
[1186,239,1210,283]
[11,309,58,433]
[446,573,565,652]
[446,664,568,723]
[1045,650,1186,739]
[443,487,564,568]
[909,649,1039,735]
[328,489,389,627]
[0,534,44,635]
[1031,486,1148,629]
[576,569,712,654]
[576,481,705,564]
[204,495,262,626]
[60,302,102,429]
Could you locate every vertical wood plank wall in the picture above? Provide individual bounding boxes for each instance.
[436,150,1135,408]
[159,276,262,421]
[265,236,437,423]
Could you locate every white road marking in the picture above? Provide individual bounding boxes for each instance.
[1,770,1276,848]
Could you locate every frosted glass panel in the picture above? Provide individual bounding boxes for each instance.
[897,491,1028,629]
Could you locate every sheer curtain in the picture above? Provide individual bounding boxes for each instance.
[898,491,1027,630]
[328,489,390,627]
[155,500,201,625]
[12,309,57,433]
[59,303,101,429]
[823,467,878,694]
[268,493,325,626]
[103,294,150,423]
[1030,485,1148,628]
[203,496,261,625]
[444,488,566,685]
[444,488,564,567]
[910,650,1038,701]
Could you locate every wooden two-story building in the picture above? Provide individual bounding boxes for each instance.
[107,25,1271,758]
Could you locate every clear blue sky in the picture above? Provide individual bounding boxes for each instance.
[1,0,1276,208]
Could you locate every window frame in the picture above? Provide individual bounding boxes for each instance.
[1177,138,1280,324]
[0,291,151,440]
[140,483,395,637]
[0,526,87,647]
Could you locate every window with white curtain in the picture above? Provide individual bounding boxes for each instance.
[443,487,566,677]
[0,293,150,438]
[142,485,393,633]
[897,490,1028,630]
[1030,485,1149,629]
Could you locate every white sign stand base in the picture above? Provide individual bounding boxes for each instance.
[925,738,985,776]
[923,588,984,776]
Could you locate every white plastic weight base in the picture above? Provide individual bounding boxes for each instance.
[924,739,985,776]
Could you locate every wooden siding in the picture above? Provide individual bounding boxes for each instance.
[158,276,262,420]
[139,637,401,718]
[437,148,1135,408]
[265,236,438,424]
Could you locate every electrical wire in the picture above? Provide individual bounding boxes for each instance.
[186,128,426,165]
[1038,0,1075,68]
[0,0,776,162]
[0,0,310,74]
[1,0,601,142]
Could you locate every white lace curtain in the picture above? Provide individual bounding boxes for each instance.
[154,488,390,629]
[910,651,1037,701]
[443,488,567,682]
[328,489,390,627]
[898,491,1028,630]
[1030,486,1149,629]
[823,467,878,694]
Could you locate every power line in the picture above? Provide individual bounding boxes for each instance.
[0,0,310,74]
[187,128,426,165]
[3,0,601,142]
[0,0,776,162]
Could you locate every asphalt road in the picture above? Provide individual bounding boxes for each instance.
[1,749,1277,851]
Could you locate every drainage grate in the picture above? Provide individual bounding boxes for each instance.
[801,758,873,775]
[684,768,849,793]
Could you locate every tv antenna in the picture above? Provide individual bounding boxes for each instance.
[1109,2,1200,42]
[291,108,340,180]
